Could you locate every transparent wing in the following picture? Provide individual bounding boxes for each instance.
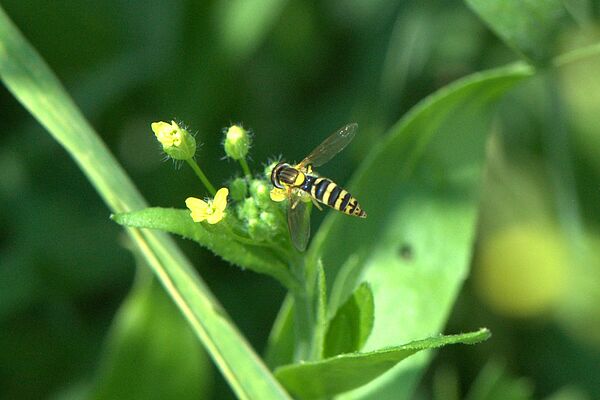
[297,123,358,169]
[288,193,311,251]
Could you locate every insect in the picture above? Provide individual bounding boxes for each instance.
[270,123,366,251]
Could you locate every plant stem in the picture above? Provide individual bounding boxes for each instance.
[186,158,217,196]
[291,258,316,362]
[221,222,298,282]
[239,157,252,178]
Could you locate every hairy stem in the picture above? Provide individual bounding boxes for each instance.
[239,157,252,178]
[290,258,317,362]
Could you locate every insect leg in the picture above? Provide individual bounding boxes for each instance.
[311,197,323,211]
[290,189,301,210]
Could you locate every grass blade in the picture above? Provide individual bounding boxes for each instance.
[0,6,290,399]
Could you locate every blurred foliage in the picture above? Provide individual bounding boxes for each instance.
[1,0,600,399]
[90,262,212,400]
[429,359,534,400]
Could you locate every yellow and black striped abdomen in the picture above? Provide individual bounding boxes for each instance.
[303,176,366,218]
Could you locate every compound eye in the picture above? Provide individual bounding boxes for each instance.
[271,163,286,189]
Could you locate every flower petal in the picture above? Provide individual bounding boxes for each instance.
[213,187,229,211]
[152,121,177,147]
[185,197,209,222]
[206,210,224,224]
[270,188,287,202]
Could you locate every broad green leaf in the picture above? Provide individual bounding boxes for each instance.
[91,271,212,400]
[465,0,571,64]
[0,7,290,400]
[112,208,297,289]
[275,329,490,399]
[306,63,533,399]
[324,282,374,358]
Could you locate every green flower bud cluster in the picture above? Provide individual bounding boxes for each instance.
[230,177,285,242]
[249,180,271,207]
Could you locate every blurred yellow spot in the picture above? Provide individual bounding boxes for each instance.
[554,233,600,347]
[475,224,568,318]
[270,188,287,202]
[185,187,229,224]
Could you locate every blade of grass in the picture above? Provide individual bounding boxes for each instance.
[0,6,290,400]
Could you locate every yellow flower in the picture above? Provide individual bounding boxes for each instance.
[270,188,287,202]
[185,187,229,224]
[151,120,196,160]
[152,121,182,147]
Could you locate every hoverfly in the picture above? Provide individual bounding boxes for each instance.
[270,123,366,251]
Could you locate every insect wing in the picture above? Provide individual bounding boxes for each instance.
[288,193,311,251]
[297,123,357,169]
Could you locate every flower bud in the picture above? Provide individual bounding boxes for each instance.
[229,177,248,202]
[260,211,279,231]
[224,125,250,160]
[249,210,283,240]
[249,179,271,208]
[152,120,196,160]
[239,197,259,220]
[247,215,273,241]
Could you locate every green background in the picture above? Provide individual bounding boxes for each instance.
[1,1,600,399]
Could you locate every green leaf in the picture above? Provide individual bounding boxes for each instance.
[112,208,297,290]
[91,271,212,400]
[0,7,290,400]
[465,0,571,64]
[305,63,533,399]
[265,296,296,369]
[275,329,490,399]
[324,282,374,358]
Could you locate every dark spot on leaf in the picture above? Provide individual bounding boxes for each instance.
[399,244,413,261]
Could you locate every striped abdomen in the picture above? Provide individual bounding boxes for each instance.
[300,175,366,218]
